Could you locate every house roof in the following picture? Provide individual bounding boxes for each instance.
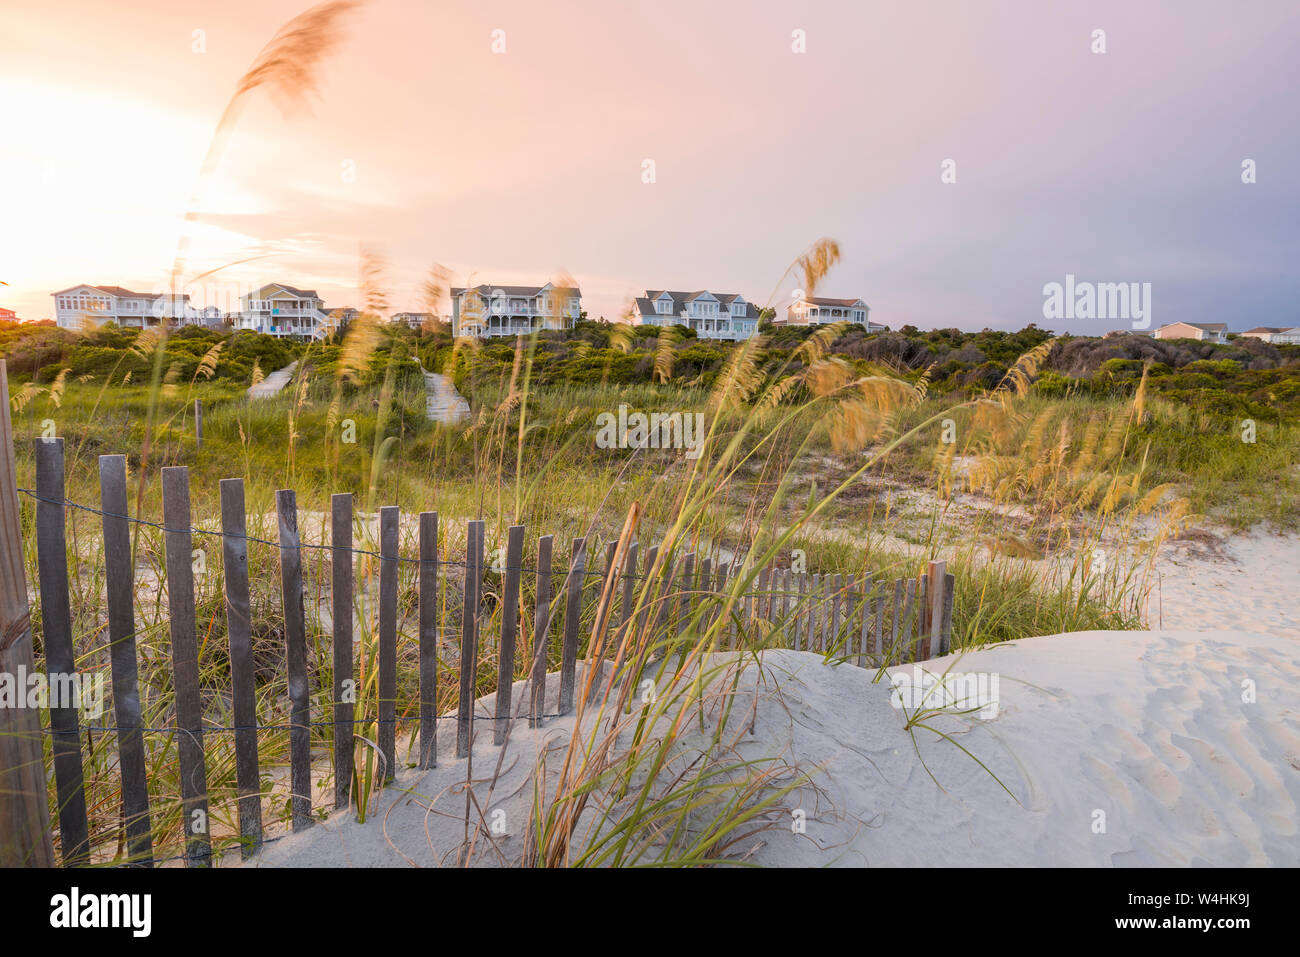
[802,296,866,308]
[635,290,757,320]
[452,284,581,298]
[252,282,319,299]
[1162,321,1227,332]
[1244,327,1287,334]
[51,284,190,300]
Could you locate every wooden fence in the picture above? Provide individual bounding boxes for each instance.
[7,435,955,868]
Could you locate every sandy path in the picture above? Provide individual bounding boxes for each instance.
[247,360,298,399]
[423,370,469,424]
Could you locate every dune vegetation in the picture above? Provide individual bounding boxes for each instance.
[6,279,1299,864]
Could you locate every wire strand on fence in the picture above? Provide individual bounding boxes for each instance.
[16,487,857,590]
[38,711,568,735]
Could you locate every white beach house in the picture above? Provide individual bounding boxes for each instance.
[630,290,761,340]
[785,295,882,331]
[450,283,581,338]
[236,283,339,339]
[1241,326,1300,345]
[51,284,197,329]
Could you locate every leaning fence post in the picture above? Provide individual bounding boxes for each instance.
[378,506,399,782]
[0,362,55,866]
[98,453,153,865]
[34,438,90,865]
[493,524,525,745]
[221,478,262,855]
[332,493,355,801]
[528,534,554,727]
[557,537,586,715]
[619,541,639,635]
[940,572,956,656]
[276,488,312,831]
[457,520,485,758]
[417,511,438,769]
[913,573,929,662]
[161,466,212,866]
[927,560,947,659]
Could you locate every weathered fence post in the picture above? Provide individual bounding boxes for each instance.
[378,505,399,782]
[713,562,729,642]
[417,510,437,768]
[0,361,55,867]
[276,488,312,831]
[557,537,586,716]
[332,494,355,800]
[792,571,804,650]
[221,477,262,856]
[161,466,212,866]
[528,534,554,726]
[927,560,947,659]
[940,571,956,656]
[619,541,639,635]
[493,524,525,745]
[457,520,484,757]
[34,437,90,865]
[98,453,153,864]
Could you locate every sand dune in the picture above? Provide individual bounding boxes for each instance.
[1146,530,1300,636]
[252,629,1299,868]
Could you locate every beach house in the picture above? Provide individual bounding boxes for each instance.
[51,285,197,329]
[630,290,762,340]
[785,295,883,331]
[236,283,338,339]
[450,283,581,338]
[1241,326,1300,344]
[1153,321,1228,343]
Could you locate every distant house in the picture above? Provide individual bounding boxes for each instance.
[1153,321,1228,343]
[1241,326,1300,345]
[235,283,338,339]
[630,289,761,340]
[324,306,360,327]
[51,284,197,329]
[785,295,884,332]
[0,307,16,322]
[450,283,581,338]
[392,312,438,328]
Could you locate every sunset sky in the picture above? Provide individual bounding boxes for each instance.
[1,0,1297,331]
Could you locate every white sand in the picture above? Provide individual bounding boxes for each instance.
[1144,530,1300,636]
[250,629,1300,868]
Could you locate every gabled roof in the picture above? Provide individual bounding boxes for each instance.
[1244,327,1287,334]
[634,290,758,320]
[1161,321,1227,332]
[452,284,581,298]
[244,282,319,300]
[802,296,867,308]
[51,284,189,300]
